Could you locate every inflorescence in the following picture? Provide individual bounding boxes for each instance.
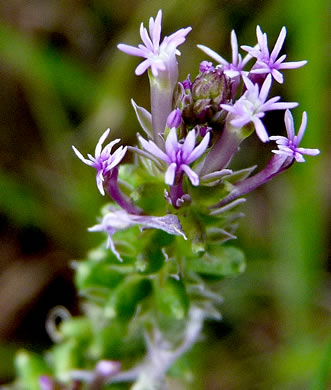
[72,9,319,259]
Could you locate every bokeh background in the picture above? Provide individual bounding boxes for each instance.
[0,0,329,389]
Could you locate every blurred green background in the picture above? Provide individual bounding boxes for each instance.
[0,0,329,389]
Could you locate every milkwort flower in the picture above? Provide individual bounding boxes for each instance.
[138,128,210,186]
[270,110,320,162]
[198,30,253,79]
[117,10,192,77]
[221,74,298,142]
[242,26,307,84]
[89,209,186,261]
[72,129,127,196]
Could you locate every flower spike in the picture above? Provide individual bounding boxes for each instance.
[270,110,320,162]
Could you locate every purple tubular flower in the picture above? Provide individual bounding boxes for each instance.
[198,30,253,79]
[270,110,320,162]
[72,128,127,196]
[242,26,307,84]
[117,10,192,77]
[221,74,298,142]
[138,128,210,186]
[89,210,186,261]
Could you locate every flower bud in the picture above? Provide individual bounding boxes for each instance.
[166,108,182,128]
[192,67,230,106]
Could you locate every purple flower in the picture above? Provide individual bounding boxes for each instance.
[89,209,186,261]
[270,110,320,162]
[117,10,191,77]
[72,129,127,196]
[242,26,307,84]
[198,30,253,78]
[138,128,210,186]
[221,74,298,142]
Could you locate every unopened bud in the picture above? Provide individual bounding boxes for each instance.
[192,67,230,105]
[166,108,182,128]
[199,61,214,73]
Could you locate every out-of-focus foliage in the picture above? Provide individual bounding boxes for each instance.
[0,0,329,389]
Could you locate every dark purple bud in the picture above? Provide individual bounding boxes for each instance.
[167,108,182,128]
[193,99,212,122]
[198,125,212,138]
[182,74,192,90]
[200,61,215,73]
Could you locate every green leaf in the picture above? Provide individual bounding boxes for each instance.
[188,246,246,278]
[60,317,92,344]
[74,258,125,291]
[105,277,152,320]
[15,350,50,390]
[154,277,189,320]
[51,340,84,382]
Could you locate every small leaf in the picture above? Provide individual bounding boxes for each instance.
[75,258,125,290]
[223,165,257,184]
[15,350,50,390]
[154,277,189,320]
[188,246,246,278]
[105,277,152,320]
[131,99,153,138]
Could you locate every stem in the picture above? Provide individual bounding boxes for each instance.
[169,173,185,208]
[211,154,293,208]
[200,123,245,175]
[106,167,142,215]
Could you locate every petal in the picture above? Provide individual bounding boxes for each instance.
[270,26,286,62]
[294,152,305,163]
[95,129,110,157]
[278,60,308,69]
[135,59,152,76]
[253,117,269,142]
[138,136,169,162]
[151,10,162,49]
[140,22,153,51]
[259,74,272,102]
[284,109,295,139]
[182,129,196,160]
[107,235,123,262]
[106,146,127,171]
[231,30,239,65]
[268,101,298,110]
[101,138,121,158]
[197,44,229,66]
[182,165,199,186]
[296,147,320,156]
[72,145,93,166]
[165,162,177,185]
[271,69,284,84]
[117,44,145,57]
[96,171,105,196]
[186,131,210,164]
[296,111,308,143]
[165,127,179,159]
